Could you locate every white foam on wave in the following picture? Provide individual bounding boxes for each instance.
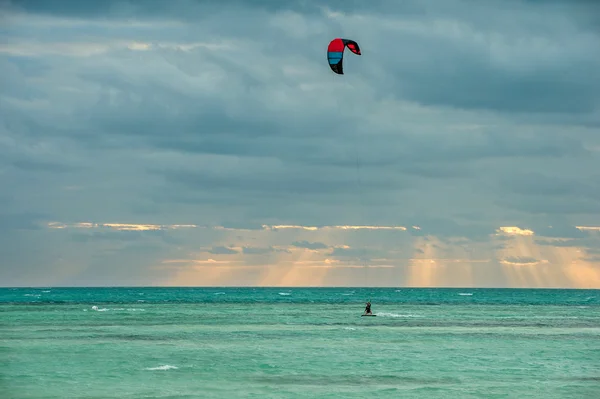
[42,290,51,293]
[145,365,178,371]
[343,327,356,331]
[214,292,225,295]
[376,312,423,318]
[458,293,473,296]
[278,292,291,296]
[90,306,144,312]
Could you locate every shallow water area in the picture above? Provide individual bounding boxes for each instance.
[2,287,599,398]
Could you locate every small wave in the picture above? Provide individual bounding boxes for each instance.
[24,294,41,297]
[214,292,226,295]
[377,312,423,318]
[90,306,144,312]
[278,292,291,296]
[145,365,178,371]
[343,327,356,331]
[458,293,473,296]
[42,290,51,293]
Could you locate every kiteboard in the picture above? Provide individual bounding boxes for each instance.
[361,314,376,317]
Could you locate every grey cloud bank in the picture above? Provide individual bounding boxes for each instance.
[1,0,600,287]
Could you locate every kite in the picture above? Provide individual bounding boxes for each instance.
[327,38,361,75]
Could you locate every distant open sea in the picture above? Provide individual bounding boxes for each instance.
[1,287,599,398]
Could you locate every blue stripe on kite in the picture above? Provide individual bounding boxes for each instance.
[328,51,343,66]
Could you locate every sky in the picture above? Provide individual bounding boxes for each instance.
[1,0,600,288]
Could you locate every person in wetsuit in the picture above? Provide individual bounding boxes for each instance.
[364,300,372,315]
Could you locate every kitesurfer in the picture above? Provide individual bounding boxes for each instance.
[364,300,372,315]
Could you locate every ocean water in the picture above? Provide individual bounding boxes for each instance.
[1,287,599,398]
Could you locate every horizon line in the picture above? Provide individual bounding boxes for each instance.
[2,285,598,290]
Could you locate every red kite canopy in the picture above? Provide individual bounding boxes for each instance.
[327,38,361,75]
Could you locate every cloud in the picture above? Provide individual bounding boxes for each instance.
[242,246,291,255]
[535,239,580,248]
[530,224,589,239]
[576,226,600,232]
[500,256,545,267]
[47,222,198,231]
[207,246,238,255]
[267,225,408,231]
[497,227,535,236]
[328,246,388,260]
[0,212,46,231]
[291,240,329,250]
[1,0,600,287]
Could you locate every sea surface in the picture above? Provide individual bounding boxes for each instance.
[1,287,599,398]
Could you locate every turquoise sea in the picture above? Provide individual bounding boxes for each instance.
[2,287,599,398]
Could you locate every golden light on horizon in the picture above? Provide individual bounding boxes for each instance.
[262,224,408,231]
[496,233,600,288]
[44,220,600,288]
[47,222,198,231]
[497,226,535,236]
